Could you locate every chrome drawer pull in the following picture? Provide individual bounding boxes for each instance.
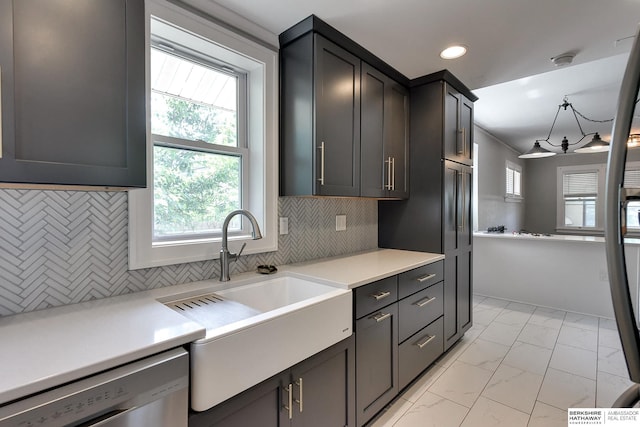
[284,383,293,419]
[372,312,392,323]
[415,334,436,349]
[371,290,391,301]
[417,273,437,283]
[414,296,436,307]
[295,378,303,412]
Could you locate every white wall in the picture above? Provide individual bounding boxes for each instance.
[475,126,526,232]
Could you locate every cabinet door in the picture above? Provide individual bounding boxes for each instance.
[443,85,461,163]
[385,82,409,198]
[290,336,355,427]
[443,161,473,349]
[443,85,473,166]
[188,374,288,427]
[457,249,473,335]
[457,167,473,334]
[460,96,474,164]
[0,0,146,187]
[360,63,386,198]
[355,304,398,427]
[360,64,409,199]
[314,35,360,197]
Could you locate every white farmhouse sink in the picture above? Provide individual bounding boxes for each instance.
[162,273,352,412]
[215,276,341,311]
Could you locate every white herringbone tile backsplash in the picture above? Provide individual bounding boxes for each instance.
[0,190,378,316]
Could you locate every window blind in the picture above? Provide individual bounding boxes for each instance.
[563,171,598,197]
[506,167,521,196]
[624,168,640,188]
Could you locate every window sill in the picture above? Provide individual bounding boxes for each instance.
[504,195,523,203]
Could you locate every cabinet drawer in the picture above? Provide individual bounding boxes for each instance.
[398,261,443,299]
[398,317,444,390]
[398,281,443,343]
[354,276,398,319]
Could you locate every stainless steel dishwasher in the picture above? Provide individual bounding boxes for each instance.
[0,347,189,427]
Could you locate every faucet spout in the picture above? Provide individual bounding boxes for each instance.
[220,210,263,282]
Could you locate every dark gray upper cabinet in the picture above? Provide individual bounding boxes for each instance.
[443,85,474,165]
[280,15,409,199]
[280,32,360,197]
[361,64,409,199]
[0,0,146,187]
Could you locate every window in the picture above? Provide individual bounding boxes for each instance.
[562,171,597,227]
[557,165,604,231]
[128,0,278,269]
[625,168,640,230]
[505,161,522,199]
[150,47,246,240]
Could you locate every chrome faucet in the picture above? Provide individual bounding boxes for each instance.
[220,209,263,282]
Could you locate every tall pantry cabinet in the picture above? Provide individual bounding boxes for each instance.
[379,71,477,351]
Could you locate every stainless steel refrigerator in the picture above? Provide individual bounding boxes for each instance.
[605,26,640,408]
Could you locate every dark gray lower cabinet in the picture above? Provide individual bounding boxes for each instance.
[355,303,398,426]
[188,375,283,427]
[354,262,445,426]
[189,336,355,427]
[398,317,444,390]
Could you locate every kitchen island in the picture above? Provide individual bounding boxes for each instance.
[474,232,640,319]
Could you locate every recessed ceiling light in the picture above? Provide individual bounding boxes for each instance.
[440,45,467,60]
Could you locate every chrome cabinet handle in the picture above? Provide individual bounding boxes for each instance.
[318,141,325,185]
[384,157,392,190]
[284,383,293,419]
[294,378,303,412]
[391,157,396,191]
[461,172,466,232]
[371,290,391,301]
[457,127,465,155]
[372,312,392,323]
[458,171,464,231]
[417,273,436,283]
[415,334,436,349]
[414,296,436,307]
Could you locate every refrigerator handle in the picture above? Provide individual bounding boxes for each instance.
[604,25,640,384]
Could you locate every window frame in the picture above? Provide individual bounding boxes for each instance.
[505,160,522,201]
[623,163,640,233]
[128,0,278,269]
[556,164,605,233]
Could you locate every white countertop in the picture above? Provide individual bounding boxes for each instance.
[0,248,442,405]
[474,232,606,243]
[474,232,640,245]
[0,293,206,405]
[283,249,444,288]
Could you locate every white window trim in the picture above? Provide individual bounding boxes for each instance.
[622,162,640,235]
[505,160,523,202]
[128,0,278,269]
[556,164,605,233]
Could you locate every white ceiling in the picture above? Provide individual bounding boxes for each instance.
[203,0,640,154]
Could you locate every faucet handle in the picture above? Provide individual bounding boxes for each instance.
[235,242,247,262]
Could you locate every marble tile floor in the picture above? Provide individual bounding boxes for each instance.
[367,295,636,427]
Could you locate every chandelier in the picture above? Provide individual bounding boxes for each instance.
[519,97,613,159]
